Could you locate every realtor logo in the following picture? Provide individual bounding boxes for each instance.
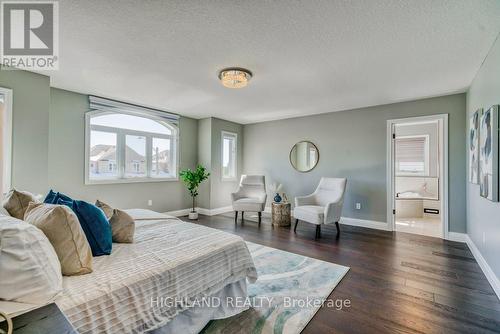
[1,1,58,70]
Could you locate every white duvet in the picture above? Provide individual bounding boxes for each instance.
[55,212,257,333]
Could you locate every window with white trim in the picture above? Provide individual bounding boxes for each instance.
[86,97,179,184]
[221,131,237,180]
[395,135,429,176]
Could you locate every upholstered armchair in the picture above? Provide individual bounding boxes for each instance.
[231,175,267,224]
[294,177,347,238]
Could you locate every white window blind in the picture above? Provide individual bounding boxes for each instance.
[395,136,428,175]
[89,96,179,124]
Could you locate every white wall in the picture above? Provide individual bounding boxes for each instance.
[466,34,500,279]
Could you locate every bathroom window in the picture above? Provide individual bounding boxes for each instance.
[395,135,429,176]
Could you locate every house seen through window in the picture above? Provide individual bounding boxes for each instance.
[86,106,179,183]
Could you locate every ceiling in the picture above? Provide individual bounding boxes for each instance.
[43,0,500,124]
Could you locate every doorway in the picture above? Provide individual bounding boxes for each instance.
[387,115,448,239]
[0,87,13,195]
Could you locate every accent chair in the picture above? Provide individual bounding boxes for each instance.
[294,177,347,238]
[231,175,267,224]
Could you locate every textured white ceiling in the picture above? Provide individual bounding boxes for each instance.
[44,0,500,123]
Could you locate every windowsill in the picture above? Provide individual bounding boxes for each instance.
[221,177,237,182]
[85,177,179,185]
[396,173,430,177]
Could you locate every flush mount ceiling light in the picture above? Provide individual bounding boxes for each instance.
[218,67,252,89]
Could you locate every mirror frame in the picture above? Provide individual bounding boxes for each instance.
[289,141,320,173]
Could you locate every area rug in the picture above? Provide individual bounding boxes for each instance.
[201,242,349,334]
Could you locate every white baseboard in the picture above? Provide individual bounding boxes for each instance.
[164,208,192,217]
[267,206,390,231]
[447,232,467,242]
[463,234,500,300]
[198,206,233,216]
[445,232,500,300]
[339,217,391,231]
[165,206,233,217]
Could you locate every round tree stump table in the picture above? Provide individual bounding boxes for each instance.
[272,202,291,227]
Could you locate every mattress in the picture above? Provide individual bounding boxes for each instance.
[55,212,258,333]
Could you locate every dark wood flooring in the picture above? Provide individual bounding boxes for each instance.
[180,213,500,334]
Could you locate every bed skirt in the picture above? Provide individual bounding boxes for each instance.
[148,279,248,334]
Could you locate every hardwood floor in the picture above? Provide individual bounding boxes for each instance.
[180,213,500,334]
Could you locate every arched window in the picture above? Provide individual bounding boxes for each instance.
[85,101,179,184]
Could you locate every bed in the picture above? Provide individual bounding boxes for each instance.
[2,210,258,334]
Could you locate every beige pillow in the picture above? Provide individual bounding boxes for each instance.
[24,202,93,276]
[95,199,113,220]
[2,189,38,220]
[110,209,135,243]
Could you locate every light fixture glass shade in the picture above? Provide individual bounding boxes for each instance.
[218,68,252,88]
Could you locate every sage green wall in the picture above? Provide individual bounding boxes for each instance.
[196,117,243,210]
[196,117,212,209]
[210,118,243,209]
[48,88,198,212]
[0,69,50,194]
[466,34,500,280]
[243,94,466,232]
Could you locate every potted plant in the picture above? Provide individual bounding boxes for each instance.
[180,165,210,219]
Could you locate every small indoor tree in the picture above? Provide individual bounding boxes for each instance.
[179,165,210,219]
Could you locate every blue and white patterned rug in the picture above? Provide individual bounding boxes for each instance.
[201,242,349,334]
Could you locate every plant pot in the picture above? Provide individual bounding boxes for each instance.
[188,211,199,220]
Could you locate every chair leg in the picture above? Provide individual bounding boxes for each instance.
[294,219,299,233]
[316,225,321,239]
[258,212,262,225]
[335,221,340,237]
[241,211,244,222]
[234,211,238,224]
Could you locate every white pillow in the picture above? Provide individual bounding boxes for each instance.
[0,216,63,303]
[0,206,9,216]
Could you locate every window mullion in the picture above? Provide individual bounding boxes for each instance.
[118,131,125,179]
[146,136,152,178]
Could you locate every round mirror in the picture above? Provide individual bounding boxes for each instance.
[289,141,319,172]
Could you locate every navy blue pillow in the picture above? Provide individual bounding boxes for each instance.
[44,190,73,204]
[58,199,112,256]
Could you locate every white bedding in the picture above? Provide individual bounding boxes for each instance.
[55,213,258,333]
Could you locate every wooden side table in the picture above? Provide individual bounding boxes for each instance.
[272,202,291,227]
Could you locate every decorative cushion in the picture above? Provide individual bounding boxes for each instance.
[0,216,63,303]
[44,189,72,204]
[24,202,93,276]
[294,205,325,225]
[109,209,135,243]
[232,198,265,212]
[95,199,114,220]
[2,189,38,220]
[58,199,112,256]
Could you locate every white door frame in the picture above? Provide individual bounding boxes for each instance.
[386,114,449,239]
[0,87,13,195]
